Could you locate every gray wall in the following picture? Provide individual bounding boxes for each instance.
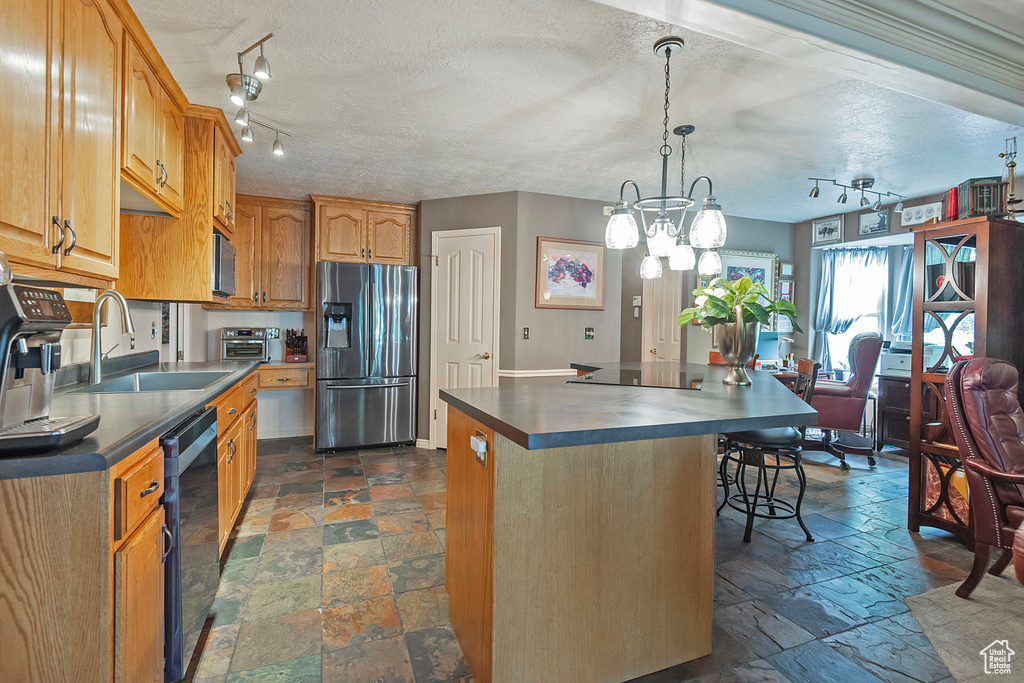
[618,213,799,364]
[417,190,622,438]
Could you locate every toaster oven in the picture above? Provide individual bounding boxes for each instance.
[220,327,270,362]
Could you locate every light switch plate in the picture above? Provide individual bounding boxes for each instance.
[522,326,530,340]
[267,328,280,339]
[602,205,614,216]
[632,295,642,307]
[471,432,487,465]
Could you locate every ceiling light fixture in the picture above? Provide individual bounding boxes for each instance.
[235,106,249,126]
[240,125,253,142]
[809,176,905,213]
[225,33,274,105]
[248,117,292,156]
[697,249,722,276]
[604,37,725,280]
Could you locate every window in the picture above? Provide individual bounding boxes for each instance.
[817,247,888,372]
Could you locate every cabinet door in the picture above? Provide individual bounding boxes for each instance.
[217,437,232,554]
[113,506,165,683]
[227,418,244,521]
[228,201,261,308]
[367,209,412,264]
[261,207,311,310]
[121,38,160,193]
[158,95,184,213]
[0,0,59,268]
[59,0,121,279]
[245,400,258,491]
[226,152,236,233]
[317,204,365,262]
[212,127,230,232]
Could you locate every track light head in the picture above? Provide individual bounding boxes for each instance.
[860,192,869,207]
[240,125,253,142]
[872,198,882,211]
[254,54,271,80]
[235,106,249,126]
[809,185,819,198]
[273,133,284,156]
[894,201,904,214]
[838,190,848,204]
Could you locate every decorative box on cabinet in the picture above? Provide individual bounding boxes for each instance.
[119,105,241,301]
[0,0,123,285]
[311,195,416,265]
[204,195,313,311]
[908,216,1024,546]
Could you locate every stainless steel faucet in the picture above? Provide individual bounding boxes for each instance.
[90,290,136,384]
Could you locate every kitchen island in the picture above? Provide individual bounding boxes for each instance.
[440,362,816,683]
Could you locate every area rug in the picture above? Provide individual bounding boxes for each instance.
[906,572,1024,681]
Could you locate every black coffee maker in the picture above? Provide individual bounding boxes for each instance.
[0,252,98,453]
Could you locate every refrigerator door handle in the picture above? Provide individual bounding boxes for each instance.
[327,382,410,390]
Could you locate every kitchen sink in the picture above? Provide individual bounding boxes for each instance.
[72,371,231,394]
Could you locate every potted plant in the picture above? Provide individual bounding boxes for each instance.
[677,277,802,386]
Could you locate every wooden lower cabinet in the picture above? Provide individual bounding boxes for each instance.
[211,372,259,556]
[113,505,165,683]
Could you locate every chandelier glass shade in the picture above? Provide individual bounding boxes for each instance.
[603,36,726,280]
[698,249,722,276]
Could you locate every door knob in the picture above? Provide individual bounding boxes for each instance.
[474,352,491,360]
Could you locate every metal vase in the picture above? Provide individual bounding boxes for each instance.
[717,305,760,386]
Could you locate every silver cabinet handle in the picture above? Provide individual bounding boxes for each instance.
[51,216,65,254]
[361,247,365,258]
[250,387,257,393]
[155,159,164,186]
[474,352,491,360]
[161,523,173,563]
[225,200,233,220]
[368,248,372,259]
[253,292,258,303]
[228,407,237,415]
[62,220,76,256]
[140,480,160,497]
[327,382,409,390]
[262,292,266,304]
[276,377,292,382]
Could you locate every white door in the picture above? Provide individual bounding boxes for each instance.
[642,269,683,361]
[431,228,500,448]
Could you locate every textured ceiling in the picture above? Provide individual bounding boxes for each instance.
[129,0,1022,223]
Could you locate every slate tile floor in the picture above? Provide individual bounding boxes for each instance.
[189,439,970,683]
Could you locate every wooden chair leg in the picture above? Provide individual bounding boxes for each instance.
[956,543,991,599]
[989,548,1012,576]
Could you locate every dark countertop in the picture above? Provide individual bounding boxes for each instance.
[0,357,261,480]
[440,361,817,450]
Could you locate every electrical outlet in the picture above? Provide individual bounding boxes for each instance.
[267,327,281,339]
[584,327,595,340]
[634,306,640,318]
[522,326,530,340]
[151,321,156,339]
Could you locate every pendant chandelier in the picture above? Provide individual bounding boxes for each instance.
[604,36,727,279]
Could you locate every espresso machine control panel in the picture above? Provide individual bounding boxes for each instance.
[13,285,72,323]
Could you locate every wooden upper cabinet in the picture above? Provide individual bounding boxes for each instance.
[261,204,311,310]
[313,195,416,266]
[368,209,412,264]
[158,95,184,213]
[0,0,59,268]
[229,199,261,308]
[113,505,165,683]
[58,0,122,280]
[122,38,160,193]
[317,203,366,263]
[213,127,236,234]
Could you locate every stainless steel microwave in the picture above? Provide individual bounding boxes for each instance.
[212,233,236,298]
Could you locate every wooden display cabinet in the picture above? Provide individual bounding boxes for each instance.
[908,216,1024,545]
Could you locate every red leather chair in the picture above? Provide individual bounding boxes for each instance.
[1016,525,1024,587]
[811,332,883,470]
[946,358,1024,598]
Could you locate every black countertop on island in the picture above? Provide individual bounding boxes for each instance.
[0,356,261,480]
[440,361,817,450]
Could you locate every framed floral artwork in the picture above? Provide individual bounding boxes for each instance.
[535,237,605,310]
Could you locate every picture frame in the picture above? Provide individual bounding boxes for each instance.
[719,249,779,332]
[900,201,944,227]
[778,262,794,278]
[535,236,605,310]
[858,208,892,236]
[777,279,794,334]
[812,215,843,245]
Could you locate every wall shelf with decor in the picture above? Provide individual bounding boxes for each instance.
[907,215,1024,547]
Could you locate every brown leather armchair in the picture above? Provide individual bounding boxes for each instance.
[946,358,1024,598]
[810,332,883,470]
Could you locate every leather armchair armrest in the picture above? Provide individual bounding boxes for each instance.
[964,458,1024,484]
[814,381,855,398]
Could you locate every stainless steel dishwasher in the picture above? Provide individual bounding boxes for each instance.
[161,406,218,681]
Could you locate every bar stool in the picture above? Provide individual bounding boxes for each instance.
[711,352,759,493]
[719,359,820,542]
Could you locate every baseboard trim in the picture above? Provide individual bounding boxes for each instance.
[415,438,433,450]
[257,427,315,440]
[497,368,578,378]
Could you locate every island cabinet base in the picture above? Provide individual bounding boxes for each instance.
[446,407,717,683]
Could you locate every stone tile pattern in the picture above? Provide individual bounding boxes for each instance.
[190,438,967,683]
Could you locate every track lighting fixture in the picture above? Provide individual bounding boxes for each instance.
[240,125,253,142]
[235,106,249,126]
[808,177,905,212]
[247,117,291,156]
[226,34,274,105]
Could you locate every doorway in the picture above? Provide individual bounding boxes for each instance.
[429,227,501,448]
[642,268,684,361]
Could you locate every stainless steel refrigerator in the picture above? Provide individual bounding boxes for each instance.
[316,262,418,450]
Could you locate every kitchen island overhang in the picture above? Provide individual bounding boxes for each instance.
[440,362,817,683]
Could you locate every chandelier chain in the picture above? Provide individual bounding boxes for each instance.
[661,48,671,157]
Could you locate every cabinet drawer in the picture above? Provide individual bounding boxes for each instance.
[879,378,912,408]
[259,367,311,390]
[208,385,244,437]
[114,444,164,542]
[242,371,259,401]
